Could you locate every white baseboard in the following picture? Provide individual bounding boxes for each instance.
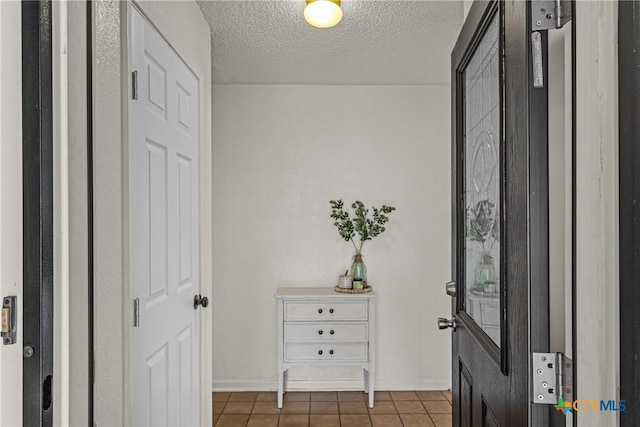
[212,379,451,392]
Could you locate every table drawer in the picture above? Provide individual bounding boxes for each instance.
[284,342,368,362]
[285,322,368,342]
[284,301,367,321]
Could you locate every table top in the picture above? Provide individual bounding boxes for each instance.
[275,287,377,299]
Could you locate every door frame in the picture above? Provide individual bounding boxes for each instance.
[22,1,55,425]
[619,0,639,423]
[91,1,213,424]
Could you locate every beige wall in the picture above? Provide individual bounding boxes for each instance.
[211,84,453,391]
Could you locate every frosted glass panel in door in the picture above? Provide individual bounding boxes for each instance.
[462,14,501,346]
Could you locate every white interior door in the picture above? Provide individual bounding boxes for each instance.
[0,1,23,425]
[131,8,200,426]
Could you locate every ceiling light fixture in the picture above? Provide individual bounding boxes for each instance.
[304,0,342,29]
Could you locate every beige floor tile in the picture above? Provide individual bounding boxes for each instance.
[373,391,392,401]
[423,401,452,414]
[394,401,426,414]
[257,392,278,402]
[370,414,403,427]
[284,392,311,402]
[281,401,310,415]
[429,413,452,427]
[215,414,250,427]
[224,402,255,415]
[416,391,447,401]
[390,391,419,401]
[442,391,452,402]
[400,414,435,427]
[252,402,281,415]
[310,401,338,414]
[247,414,279,427]
[338,391,366,401]
[340,414,372,427]
[214,401,227,416]
[368,401,397,415]
[339,401,369,414]
[214,392,232,402]
[309,414,340,427]
[229,392,258,402]
[214,413,220,426]
[278,414,309,427]
[310,392,337,401]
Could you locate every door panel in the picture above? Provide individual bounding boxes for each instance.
[459,363,472,427]
[132,7,200,426]
[449,1,550,425]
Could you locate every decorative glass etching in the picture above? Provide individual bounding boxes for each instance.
[462,14,501,346]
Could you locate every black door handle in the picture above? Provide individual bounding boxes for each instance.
[194,294,209,309]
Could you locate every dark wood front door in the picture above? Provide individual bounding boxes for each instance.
[448,1,551,425]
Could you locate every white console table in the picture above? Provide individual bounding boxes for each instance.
[275,287,376,408]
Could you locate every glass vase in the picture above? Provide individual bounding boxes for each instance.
[351,253,367,289]
[474,253,496,294]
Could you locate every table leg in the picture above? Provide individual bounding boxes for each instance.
[364,368,369,394]
[367,370,375,408]
[277,370,284,408]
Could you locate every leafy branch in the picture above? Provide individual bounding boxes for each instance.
[330,199,396,253]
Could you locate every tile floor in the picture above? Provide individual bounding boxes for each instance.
[213,390,452,427]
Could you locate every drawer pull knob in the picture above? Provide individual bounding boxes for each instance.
[330,330,335,335]
[329,350,334,355]
[318,330,323,335]
[318,309,323,314]
[318,350,323,355]
[329,308,334,314]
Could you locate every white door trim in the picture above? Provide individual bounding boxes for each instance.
[574,2,619,426]
[52,1,70,425]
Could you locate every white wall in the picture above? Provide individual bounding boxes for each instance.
[212,84,452,391]
[0,2,23,425]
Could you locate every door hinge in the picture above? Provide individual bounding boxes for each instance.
[1,296,17,345]
[132,71,138,100]
[531,0,572,31]
[532,352,573,405]
[133,298,140,327]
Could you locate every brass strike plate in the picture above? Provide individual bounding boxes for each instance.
[1,307,8,333]
[1,296,16,345]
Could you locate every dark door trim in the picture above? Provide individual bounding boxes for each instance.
[21,1,54,425]
[619,1,640,424]
[86,1,95,424]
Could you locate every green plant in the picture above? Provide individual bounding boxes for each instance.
[330,199,396,254]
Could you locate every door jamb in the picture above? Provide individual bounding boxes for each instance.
[619,0,639,422]
[21,1,54,425]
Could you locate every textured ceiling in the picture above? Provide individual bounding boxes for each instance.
[197,0,463,85]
